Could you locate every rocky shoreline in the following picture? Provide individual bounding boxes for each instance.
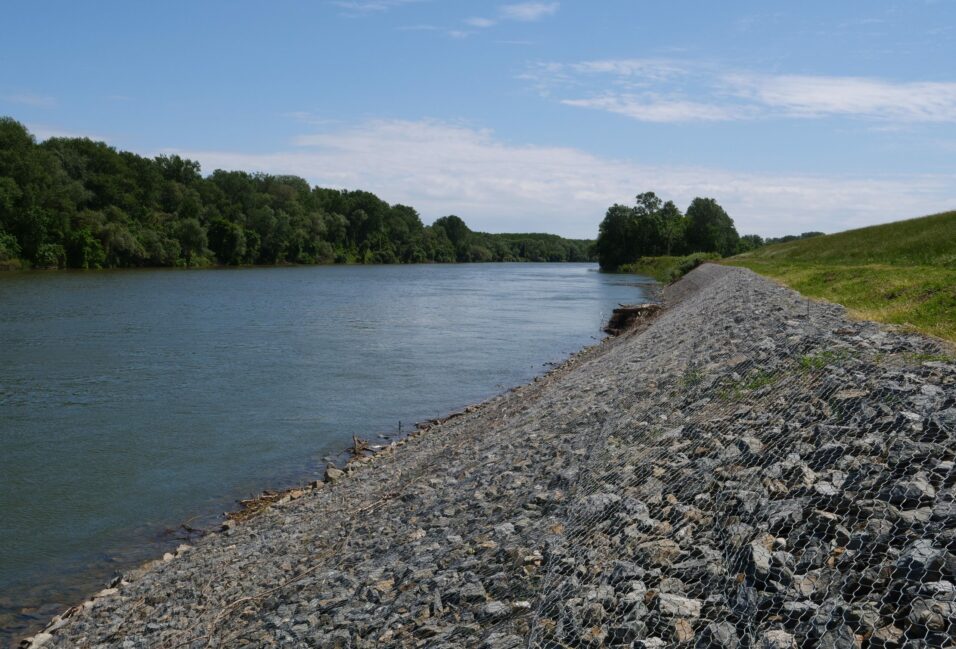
[24,264,956,648]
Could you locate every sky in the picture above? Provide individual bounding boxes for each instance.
[2,0,955,239]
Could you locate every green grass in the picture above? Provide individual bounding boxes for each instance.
[726,211,956,343]
[619,252,720,283]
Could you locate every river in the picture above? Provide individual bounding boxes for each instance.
[0,263,655,642]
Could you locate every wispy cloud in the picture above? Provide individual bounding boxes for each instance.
[449,4,559,37]
[561,96,747,123]
[529,58,956,124]
[333,0,425,15]
[499,2,559,22]
[169,118,956,238]
[727,74,956,122]
[3,92,57,108]
[464,17,496,28]
[27,123,105,141]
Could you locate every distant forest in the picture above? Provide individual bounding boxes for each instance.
[0,117,593,269]
[595,191,823,271]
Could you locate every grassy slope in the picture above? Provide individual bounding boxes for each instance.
[618,253,719,283]
[725,210,956,342]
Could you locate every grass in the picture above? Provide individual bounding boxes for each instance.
[725,210,956,343]
[618,252,720,283]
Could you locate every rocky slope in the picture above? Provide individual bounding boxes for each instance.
[26,264,956,648]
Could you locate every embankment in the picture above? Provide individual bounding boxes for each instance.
[26,264,956,648]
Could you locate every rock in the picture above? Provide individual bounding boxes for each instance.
[458,581,488,603]
[907,598,956,632]
[747,539,773,579]
[575,492,621,519]
[896,540,947,581]
[26,633,53,648]
[655,593,702,618]
[885,473,936,508]
[870,624,904,648]
[324,466,345,482]
[672,618,695,643]
[483,633,524,649]
[758,629,797,649]
[479,600,510,621]
[635,539,682,566]
[694,621,738,648]
[818,625,855,649]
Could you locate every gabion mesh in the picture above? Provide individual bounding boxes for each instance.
[520,269,956,648]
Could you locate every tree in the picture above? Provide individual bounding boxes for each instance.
[684,197,739,256]
[208,218,247,265]
[736,234,764,254]
[595,204,636,270]
[175,218,207,266]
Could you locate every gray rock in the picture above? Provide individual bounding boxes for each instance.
[757,629,797,649]
[479,600,509,621]
[655,593,702,618]
[818,625,856,649]
[694,621,738,648]
[324,466,346,482]
[896,540,947,581]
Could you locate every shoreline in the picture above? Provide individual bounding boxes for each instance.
[8,321,630,648]
[21,264,956,648]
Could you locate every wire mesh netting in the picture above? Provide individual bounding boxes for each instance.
[520,268,956,648]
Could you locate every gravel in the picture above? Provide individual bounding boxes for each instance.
[24,264,956,648]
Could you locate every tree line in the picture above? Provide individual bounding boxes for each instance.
[0,117,593,270]
[595,191,824,271]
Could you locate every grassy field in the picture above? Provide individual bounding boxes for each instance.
[618,253,719,283]
[725,210,956,343]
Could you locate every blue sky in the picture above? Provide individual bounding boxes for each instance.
[2,0,955,238]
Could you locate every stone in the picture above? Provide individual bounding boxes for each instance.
[479,600,509,621]
[656,593,702,618]
[324,466,345,482]
[635,539,682,566]
[870,624,903,648]
[758,629,797,649]
[896,540,947,581]
[747,539,773,579]
[817,624,855,649]
[458,581,487,603]
[907,598,956,632]
[575,492,621,519]
[886,474,936,508]
[672,618,695,643]
[694,621,738,648]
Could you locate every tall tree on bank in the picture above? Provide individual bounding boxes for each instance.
[595,191,749,270]
[684,197,739,257]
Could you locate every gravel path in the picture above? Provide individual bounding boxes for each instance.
[26,264,956,648]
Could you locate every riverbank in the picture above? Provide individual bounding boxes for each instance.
[725,210,956,343]
[25,264,956,648]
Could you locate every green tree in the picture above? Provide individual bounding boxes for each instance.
[175,218,207,266]
[685,197,739,256]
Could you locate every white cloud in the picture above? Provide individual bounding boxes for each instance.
[3,92,56,108]
[532,59,956,124]
[26,123,105,141]
[726,74,956,122]
[333,0,425,14]
[168,118,956,238]
[464,17,496,28]
[499,2,559,22]
[561,95,746,123]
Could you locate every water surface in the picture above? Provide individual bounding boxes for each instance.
[0,263,655,641]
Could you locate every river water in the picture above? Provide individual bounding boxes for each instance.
[0,263,655,641]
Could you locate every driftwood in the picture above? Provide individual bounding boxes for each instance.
[604,303,661,336]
